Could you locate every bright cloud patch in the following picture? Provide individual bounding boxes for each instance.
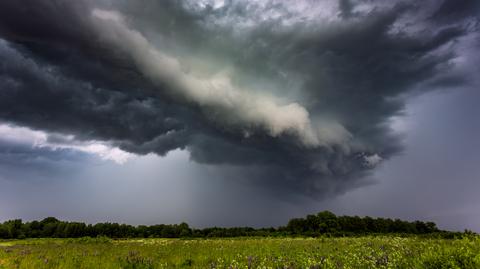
[0,123,133,164]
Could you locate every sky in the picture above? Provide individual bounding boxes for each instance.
[0,0,479,231]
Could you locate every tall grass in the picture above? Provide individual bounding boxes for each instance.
[1,236,479,268]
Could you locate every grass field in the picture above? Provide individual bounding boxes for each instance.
[1,236,479,268]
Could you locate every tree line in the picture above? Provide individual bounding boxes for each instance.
[0,211,467,239]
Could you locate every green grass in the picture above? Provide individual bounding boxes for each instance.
[1,236,479,268]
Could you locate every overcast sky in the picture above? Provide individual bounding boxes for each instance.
[0,0,479,231]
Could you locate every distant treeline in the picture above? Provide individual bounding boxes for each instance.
[0,211,469,239]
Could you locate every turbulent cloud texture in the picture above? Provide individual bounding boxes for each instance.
[0,0,478,197]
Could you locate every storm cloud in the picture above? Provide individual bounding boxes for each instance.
[0,0,478,198]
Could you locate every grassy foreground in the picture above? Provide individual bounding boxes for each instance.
[1,236,479,268]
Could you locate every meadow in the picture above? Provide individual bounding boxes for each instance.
[1,236,479,269]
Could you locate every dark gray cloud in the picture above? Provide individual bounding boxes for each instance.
[0,0,478,199]
[431,0,480,22]
[0,139,90,181]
